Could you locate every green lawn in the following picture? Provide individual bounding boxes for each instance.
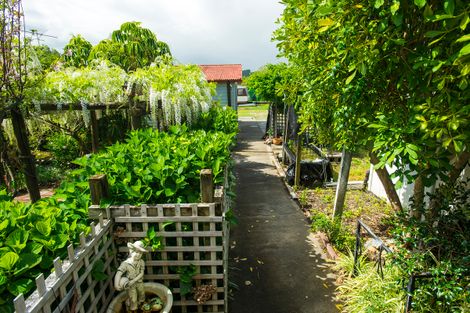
[237,104,269,120]
[331,157,370,182]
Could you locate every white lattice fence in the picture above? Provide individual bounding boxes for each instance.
[14,215,117,313]
[108,203,229,313]
[14,167,231,313]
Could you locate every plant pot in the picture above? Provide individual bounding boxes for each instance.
[107,282,173,313]
[272,137,283,145]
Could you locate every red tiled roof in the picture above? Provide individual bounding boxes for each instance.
[199,64,242,82]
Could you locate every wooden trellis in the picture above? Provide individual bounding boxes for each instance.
[14,215,117,313]
[15,168,231,313]
[108,203,228,313]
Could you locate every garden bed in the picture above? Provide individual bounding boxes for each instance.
[299,188,393,239]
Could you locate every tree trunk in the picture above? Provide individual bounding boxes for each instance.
[294,134,302,187]
[411,174,424,218]
[0,126,7,188]
[10,107,40,202]
[369,152,403,212]
[333,149,352,219]
[448,151,470,185]
[427,151,470,218]
[90,110,99,153]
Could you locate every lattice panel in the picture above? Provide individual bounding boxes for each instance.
[14,215,117,313]
[112,203,227,313]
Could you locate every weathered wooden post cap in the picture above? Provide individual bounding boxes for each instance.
[200,169,214,203]
[89,174,109,205]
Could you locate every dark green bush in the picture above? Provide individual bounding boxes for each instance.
[194,105,238,135]
[45,132,81,166]
[392,181,470,312]
[310,211,355,253]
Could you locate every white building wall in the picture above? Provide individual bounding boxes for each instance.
[368,163,470,209]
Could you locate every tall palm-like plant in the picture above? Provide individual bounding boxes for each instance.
[90,21,171,72]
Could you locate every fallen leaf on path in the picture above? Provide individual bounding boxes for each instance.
[245,281,252,286]
[257,259,264,265]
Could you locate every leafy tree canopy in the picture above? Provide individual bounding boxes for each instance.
[30,45,60,72]
[61,35,92,68]
[244,62,301,108]
[89,21,172,71]
[274,0,469,190]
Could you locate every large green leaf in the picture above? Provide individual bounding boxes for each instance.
[456,34,470,43]
[0,220,8,232]
[91,260,108,281]
[374,0,384,8]
[345,70,357,85]
[36,220,52,237]
[7,278,34,296]
[0,271,7,286]
[24,242,43,255]
[14,254,42,276]
[49,234,69,251]
[5,229,29,253]
[444,0,455,15]
[0,252,19,271]
[458,43,470,57]
[414,0,426,9]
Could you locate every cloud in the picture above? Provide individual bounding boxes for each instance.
[23,0,285,71]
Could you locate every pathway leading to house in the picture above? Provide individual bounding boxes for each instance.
[228,118,338,313]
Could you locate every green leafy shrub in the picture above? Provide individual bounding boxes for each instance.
[36,164,69,187]
[336,260,405,313]
[391,181,470,312]
[195,105,238,135]
[71,126,234,204]
[45,132,81,166]
[310,211,355,252]
[0,191,90,312]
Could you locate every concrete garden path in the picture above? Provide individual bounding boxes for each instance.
[228,118,338,313]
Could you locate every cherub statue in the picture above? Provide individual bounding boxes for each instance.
[114,240,148,312]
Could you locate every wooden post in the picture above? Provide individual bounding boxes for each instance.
[333,148,352,219]
[128,83,142,130]
[264,104,271,136]
[10,107,41,202]
[294,134,302,187]
[89,174,109,205]
[130,105,143,130]
[90,110,99,153]
[282,105,290,164]
[200,169,214,202]
[273,105,278,138]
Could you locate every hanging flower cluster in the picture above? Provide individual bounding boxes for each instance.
[30,60,127,106]
[129,63,215,128]
[29,60,214,129]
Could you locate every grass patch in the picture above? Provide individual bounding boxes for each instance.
[237,103,269,120]
[331,157,370,182]
[334,253,405,313]
[299,188,393,250]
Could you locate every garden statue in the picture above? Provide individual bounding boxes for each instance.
[114,240,148,312]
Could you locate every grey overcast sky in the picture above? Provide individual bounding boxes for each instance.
[23,0,285,71]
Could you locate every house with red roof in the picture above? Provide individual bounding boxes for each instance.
[199,64,242,109]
